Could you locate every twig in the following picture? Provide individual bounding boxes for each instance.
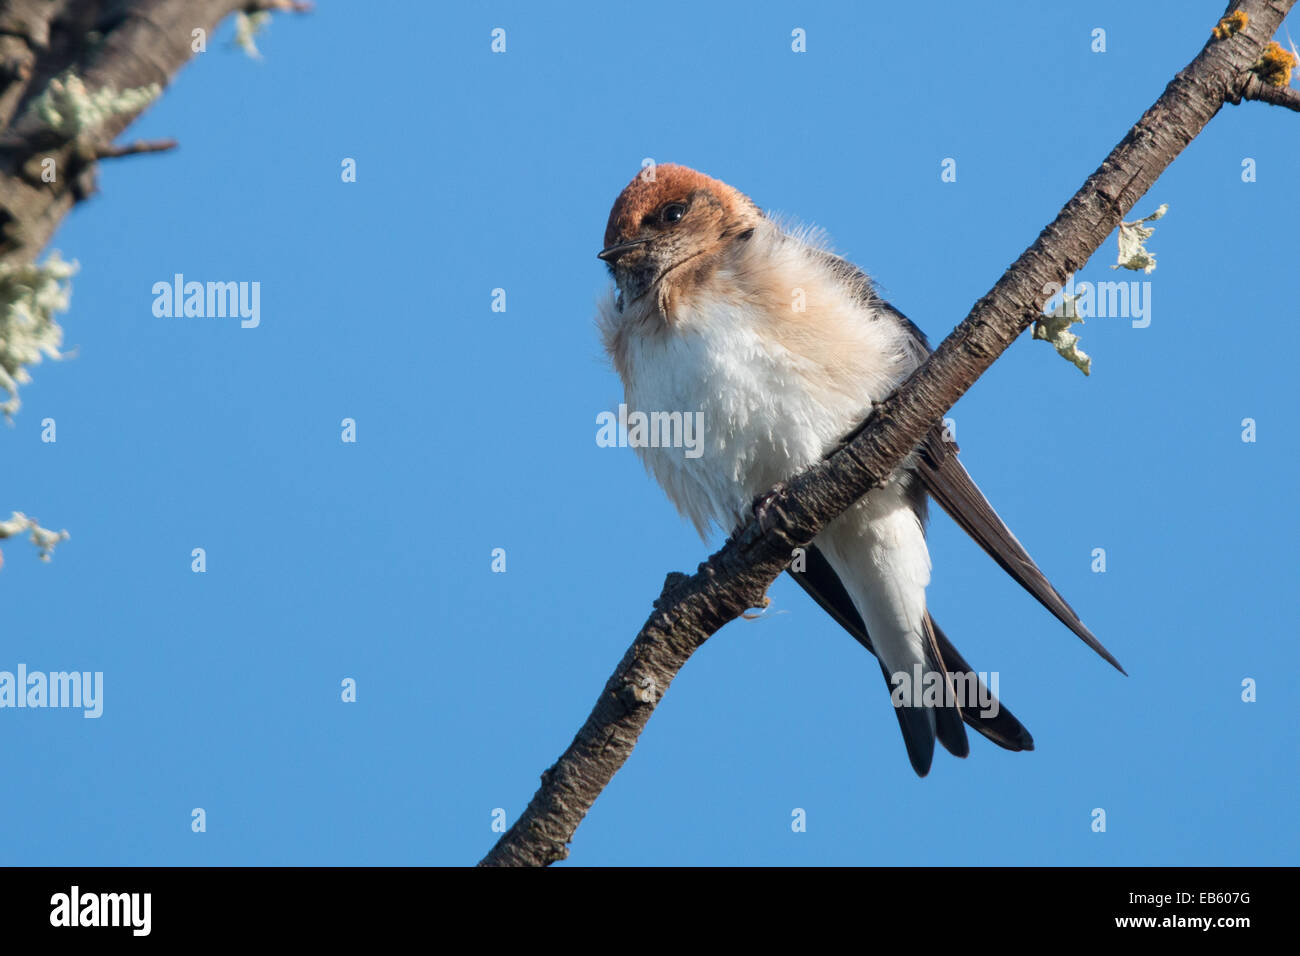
[245,1,314,11]
[94,138,178,159]
[1231,71,1300,110]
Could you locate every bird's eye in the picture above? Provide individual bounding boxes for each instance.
[660,202,687,224]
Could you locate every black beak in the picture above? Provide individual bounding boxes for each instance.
[597,238,649,263]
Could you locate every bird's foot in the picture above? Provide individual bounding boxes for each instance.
[750,482,788,534]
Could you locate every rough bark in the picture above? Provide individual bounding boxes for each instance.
[0,0,305,265]
[479,0,1298,867]
[1234,69,1300,108]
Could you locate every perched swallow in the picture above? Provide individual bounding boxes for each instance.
[596,163,1124,776]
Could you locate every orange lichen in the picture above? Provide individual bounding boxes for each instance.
[1252,41,1298,87]
[1212,11,1248,40]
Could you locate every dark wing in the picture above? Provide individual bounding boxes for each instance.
[806,245,1125,674]
[788,545,1033,767]
[914,427,1126,674]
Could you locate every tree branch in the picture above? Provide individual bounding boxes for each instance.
[246,1,314,11]
[479,0,1298,868]
[0,0,310,265]
[92,136,177,158]
[1232,70,1300,109]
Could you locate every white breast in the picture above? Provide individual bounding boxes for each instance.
[600,227,919,537]
[621,297,867,534]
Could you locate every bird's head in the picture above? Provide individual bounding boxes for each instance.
[599,163,762,309]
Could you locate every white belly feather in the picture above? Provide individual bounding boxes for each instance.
[623,306,852,535]
[602,233,936,714]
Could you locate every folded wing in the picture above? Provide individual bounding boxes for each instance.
[914,427,1126,674]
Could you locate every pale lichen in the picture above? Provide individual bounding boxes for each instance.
[0,511,70,564]
[1111,204,1167,274]
[26,71,160,138]
[234,11,272,60]
[1034,290,1091,376]
[0,252,78,420]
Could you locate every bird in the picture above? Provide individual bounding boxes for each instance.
[595,162,1125,776]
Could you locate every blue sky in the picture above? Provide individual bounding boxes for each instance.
[2,0,1297,866]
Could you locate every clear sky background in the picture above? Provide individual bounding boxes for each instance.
[2,0,1297,866]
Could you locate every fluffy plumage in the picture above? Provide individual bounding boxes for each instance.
[596,163,1121,775]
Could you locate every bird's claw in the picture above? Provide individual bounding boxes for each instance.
[750,482,788,533]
